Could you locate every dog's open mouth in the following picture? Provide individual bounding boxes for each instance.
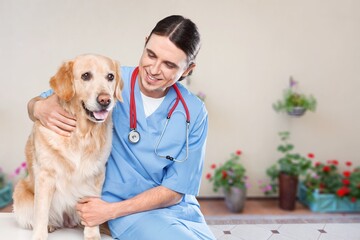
[82,102,110,122]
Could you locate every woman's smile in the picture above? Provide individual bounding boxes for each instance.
[145,69,161,84]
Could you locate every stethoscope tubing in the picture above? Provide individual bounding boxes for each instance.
[154,111,190,162]
[128,67,190,162]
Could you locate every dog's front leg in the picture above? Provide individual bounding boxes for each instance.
[82,172,104,240]
[32,170,55,240]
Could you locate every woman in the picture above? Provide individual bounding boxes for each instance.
[28,15,215,239]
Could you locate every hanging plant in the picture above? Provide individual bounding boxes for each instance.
[273,77,317,117]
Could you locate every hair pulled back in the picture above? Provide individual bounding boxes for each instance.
[146,15,201,63]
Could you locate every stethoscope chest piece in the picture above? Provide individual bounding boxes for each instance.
[127,67,191,162]
[128,129,140,144]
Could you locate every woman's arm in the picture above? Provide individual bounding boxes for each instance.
[27,94,76,136]
[76,186,183,227]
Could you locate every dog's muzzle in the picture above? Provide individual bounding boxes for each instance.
[82,101,110,122]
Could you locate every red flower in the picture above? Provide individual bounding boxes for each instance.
[336,187,350,197]
[346,161,352,167]
[351,197,357,203]
[315,162,321,167]
[326,159,338,165]
[323,166,331,172]
[342,179,350,185]
[343,171,351,178]
[235,150,242,156]
[210,164,216,169]
[319,183,326,189]
[307,153,315,159]
[206,173,212,180]
[221,170,228,179]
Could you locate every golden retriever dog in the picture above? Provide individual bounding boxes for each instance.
[13,54,123,240]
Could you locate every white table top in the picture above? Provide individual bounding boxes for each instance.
[0,213,113,239]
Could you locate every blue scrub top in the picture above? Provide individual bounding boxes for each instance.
[102,66,209,235]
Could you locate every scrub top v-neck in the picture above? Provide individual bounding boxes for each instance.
[101,66,209,236]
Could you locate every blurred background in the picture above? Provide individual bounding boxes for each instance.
[1,0,359,197]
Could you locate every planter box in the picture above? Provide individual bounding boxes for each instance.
[298,182,360,213]
[0,182,12,208]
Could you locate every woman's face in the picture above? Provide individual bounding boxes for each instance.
[138,34,195,98]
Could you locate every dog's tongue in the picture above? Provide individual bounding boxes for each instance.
[93,110,109,120]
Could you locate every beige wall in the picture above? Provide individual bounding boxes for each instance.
[1,0,359,197]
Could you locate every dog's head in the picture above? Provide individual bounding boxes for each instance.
[50,54,123,123]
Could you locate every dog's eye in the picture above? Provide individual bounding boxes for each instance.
[81,72,92,81]
[107,73,115,81]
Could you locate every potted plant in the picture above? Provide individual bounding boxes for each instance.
[273,77,317,117]
[0,168,5,189]
[0,162,28,208]
[0,167,11,208]
[196,91,206,102]
[261,132,312,210]
[299,158,360,212]
[206,150,249,212]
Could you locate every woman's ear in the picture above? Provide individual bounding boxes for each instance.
[50,61,75,102]
[181,63,196,78]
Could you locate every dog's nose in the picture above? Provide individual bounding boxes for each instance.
[97,94,111,108]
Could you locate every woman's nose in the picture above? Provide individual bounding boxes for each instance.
[150,62,161,75]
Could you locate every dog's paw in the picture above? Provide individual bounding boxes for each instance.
[31,232,48,240]
[84,226,101,240]
[84,235,101,240]
[47,225,58,233]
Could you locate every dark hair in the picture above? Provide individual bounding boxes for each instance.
[146,15,201,80]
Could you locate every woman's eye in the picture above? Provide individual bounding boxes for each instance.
[107,73,114,81]
[165,63,176,69]
[81,72,92,81]
[148,52,156,59]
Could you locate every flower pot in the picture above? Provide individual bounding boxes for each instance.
[287,107,306,117]
[278,173,298,211]
[0,182,12,208]
[298,182,360,212]
[223,187,246,213]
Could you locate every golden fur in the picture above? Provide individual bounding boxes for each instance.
[13,54,123,240]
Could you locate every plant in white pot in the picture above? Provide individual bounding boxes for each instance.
[206,150,249,212]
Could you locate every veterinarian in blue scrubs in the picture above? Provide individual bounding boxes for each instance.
[28,15,215,240]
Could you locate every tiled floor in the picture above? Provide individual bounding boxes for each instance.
[198,199,360,240]
[208,223,360,240]
[2,199,360,240]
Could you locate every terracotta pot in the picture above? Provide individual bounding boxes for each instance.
[223,187,246,213]
[278,173,298,211]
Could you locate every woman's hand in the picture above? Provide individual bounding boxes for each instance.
[76,197,114,227]
[75,186,182,227]
[30,94,76,136]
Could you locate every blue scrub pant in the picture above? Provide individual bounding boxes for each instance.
[114,214,216,240]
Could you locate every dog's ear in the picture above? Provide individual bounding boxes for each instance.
[50,61,75,102]
[113,61,124,102]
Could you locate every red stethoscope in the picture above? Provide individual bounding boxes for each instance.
[128,67,190,162]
